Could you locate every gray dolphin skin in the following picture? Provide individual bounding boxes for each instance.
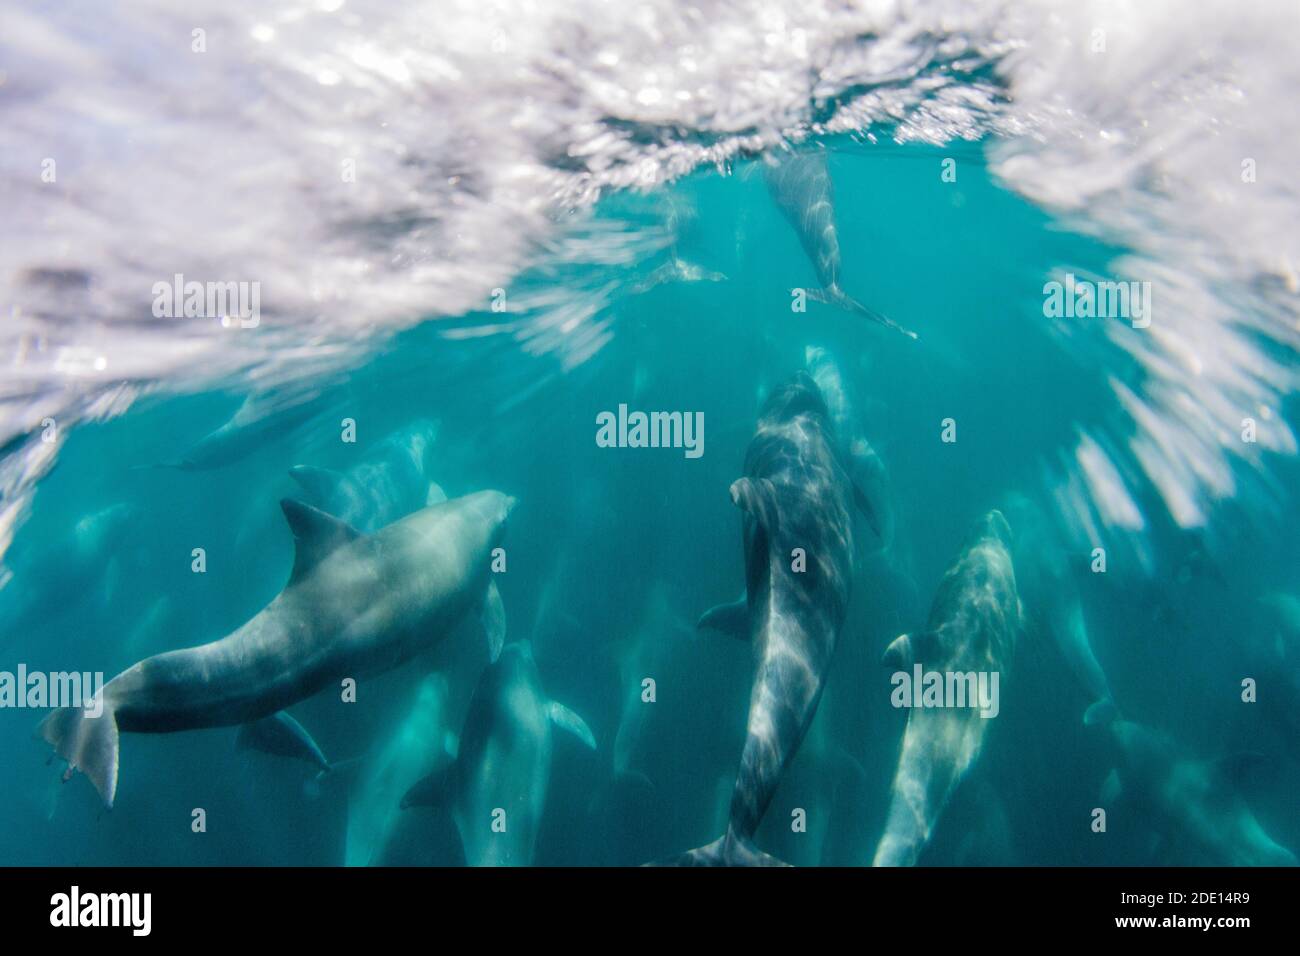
[763,149,917,340]
[1092,712,1297,866]
[39,490,515,808]
[804,345,891,547]
[289,419,443,532]
[401,641,595,866]
[669,371,857,866]
[153,393,322,471]
[873,511,1022,867]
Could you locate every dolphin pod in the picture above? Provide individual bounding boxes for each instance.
[401,641,595,866]
[1091,710,1297,867]
[662,371,862,865]
[873,511,1023,867]
[39,490,515,808]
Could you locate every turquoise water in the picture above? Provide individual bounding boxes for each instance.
[2,136,1297,866]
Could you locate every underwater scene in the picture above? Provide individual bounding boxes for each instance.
[2,0,1299,871]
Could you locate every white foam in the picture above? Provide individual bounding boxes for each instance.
[2,0,1298,561]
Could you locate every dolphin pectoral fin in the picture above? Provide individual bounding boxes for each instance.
[425,482,448,505]
[280,499,365,584]
[811,286,919,341]
[729,477,780,535]
[883,631,938,668]
[287,465,347,508]
[698,596,750,639]
[39,704,120,810]
[548,701,597,750]
[401,768,452,811]
[480,579,506,662]
[882,633,913,669]
[1101,769,1122,804]
[238,711,331,773]
[851,481,882,541]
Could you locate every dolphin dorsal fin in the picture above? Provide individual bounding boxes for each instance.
[281,499,363,585]
[288,465,352,509]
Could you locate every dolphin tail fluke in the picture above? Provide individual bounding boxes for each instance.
[38,703,120,809]
[650,829,790,867]
[809,286,918,340]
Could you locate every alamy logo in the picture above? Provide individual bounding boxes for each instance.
[50,886,151,936]
[595,404,704,459]
[152,273,261,328]
[890,666,1000,718]
[0,665,104,717]
[1043,273,1151,328]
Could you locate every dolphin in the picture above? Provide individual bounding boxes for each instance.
[38,490,515,808]
[236,710,331,775]
[804,344,891,548]
[345,672,458,867]
[763,149,917,340]
[1091,711,1297,866]
[401,641,596,866]
[0,502,138,644]
[149,392,323,471]
[611,582,693,785]
[289,419,444,532]
[873,510,1023,867]
[1004,494,1115,724]
[667,371,858,866]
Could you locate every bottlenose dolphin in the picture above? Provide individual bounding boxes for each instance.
[873,511,1023,867]
[804,344,890,548]
[39,490,515,808]
[401,641,595,866]
[611,582,693,786]
[236,710,330,774]
[1004,494,1115,723]
[1091,711,1297,866]
[1,502,137,641]
[149,392,322,471]
[346,672,458,867]
[670,371,858,866]
[763,149,917,340]
[289,419,444,532]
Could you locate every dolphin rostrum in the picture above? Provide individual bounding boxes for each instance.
[39,490,515,808]
[873,510,1023,867]
[667,371,859,865]
[763,149,917,340]
[401,641,595,866]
